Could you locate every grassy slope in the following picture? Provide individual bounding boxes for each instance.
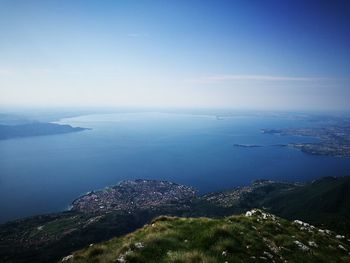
[67,210,350,263]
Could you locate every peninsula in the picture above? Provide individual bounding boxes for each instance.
[262,125,350,157]
[0,122,88,140]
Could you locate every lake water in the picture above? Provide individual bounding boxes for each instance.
[1,112,350,223]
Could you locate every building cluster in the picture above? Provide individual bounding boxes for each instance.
[71,179,196,213]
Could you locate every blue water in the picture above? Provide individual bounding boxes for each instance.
[1,112,350,223]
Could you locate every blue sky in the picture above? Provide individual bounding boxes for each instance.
[1,0,350,110]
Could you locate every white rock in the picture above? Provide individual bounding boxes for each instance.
[325,229,331,235]
[294,241,310,252]
[336,235,345,239]
[293,220,315,232]
[117,256,126,263]
[135,242,144,249]
[308,241,318,248]
[338,244,347,251]
[245,211,253,217]
[61,255,73,262]
[294,220,305,226]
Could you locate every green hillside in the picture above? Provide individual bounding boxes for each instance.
[260,176,350,233]
[202,176,350,234]
[65,210,350,263]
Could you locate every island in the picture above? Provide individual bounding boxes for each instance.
[262,125,350,157]
[233,143,262,148]
[0,122,89,140]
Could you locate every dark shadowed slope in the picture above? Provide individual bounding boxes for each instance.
[259,176,350,232]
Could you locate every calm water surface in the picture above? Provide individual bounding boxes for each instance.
[1,112,350,222]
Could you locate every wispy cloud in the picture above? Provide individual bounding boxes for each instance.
[187,75,326,84]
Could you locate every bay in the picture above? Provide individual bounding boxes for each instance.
[1,112,350,223]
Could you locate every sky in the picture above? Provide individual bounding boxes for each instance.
[0,0,350,111]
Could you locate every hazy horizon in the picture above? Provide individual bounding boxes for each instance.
[1,0,350,110]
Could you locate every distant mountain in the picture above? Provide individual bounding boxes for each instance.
[0,122,88,140]
[64,210,350,263]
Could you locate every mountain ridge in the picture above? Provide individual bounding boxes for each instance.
[64,209,350,263]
